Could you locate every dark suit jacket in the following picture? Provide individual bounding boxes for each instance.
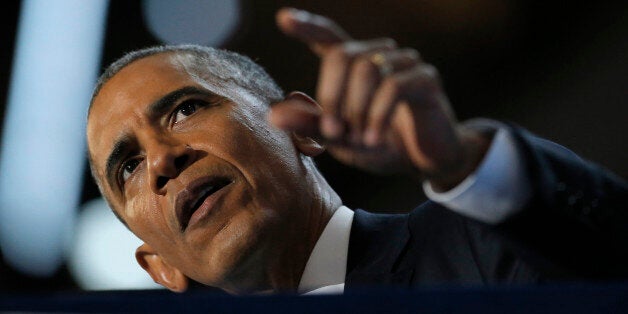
[345,124,628,290]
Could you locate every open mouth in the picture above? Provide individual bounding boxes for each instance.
[177,177,232,232]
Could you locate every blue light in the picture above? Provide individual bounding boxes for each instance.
[0,0,109,276]
[69,198,161,290]
[143,0,240,46]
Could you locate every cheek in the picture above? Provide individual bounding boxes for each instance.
[124,175,148,221]
[227,106,297,165]
[125,193,144,222]
[125,188,178,246]
[218,108,308,209]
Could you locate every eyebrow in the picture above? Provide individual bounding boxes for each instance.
[104,86,215,191]
[146,86,216,120]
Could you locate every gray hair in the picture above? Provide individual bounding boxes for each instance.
[89,44,284,115]
[87,45,286,228]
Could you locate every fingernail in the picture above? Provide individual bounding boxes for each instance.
[290,9,310,22]
[364,129,379,146]
[322,116,343,139]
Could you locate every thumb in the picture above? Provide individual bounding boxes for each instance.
[268,92,322,139]
[276,8,351,55]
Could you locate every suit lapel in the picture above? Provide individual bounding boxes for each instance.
[345,209,414,289]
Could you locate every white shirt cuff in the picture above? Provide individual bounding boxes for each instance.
[423,126,531,224]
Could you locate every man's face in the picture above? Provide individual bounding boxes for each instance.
[87,53,311,291]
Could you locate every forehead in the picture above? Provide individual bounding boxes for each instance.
[88,52,260,140]
[91,53,197,118]
[88,54,193,149]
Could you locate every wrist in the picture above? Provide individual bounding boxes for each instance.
[426,129,491,192]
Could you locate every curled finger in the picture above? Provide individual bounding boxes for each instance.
[344,48,422,142]
[364,65,438,146]
[316,38,396,139]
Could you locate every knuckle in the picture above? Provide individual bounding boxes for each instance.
[406,66,443,103]
[422,64,443,88]
[402,48,421,61]
[381,76,402,95]
[327,45,352,64]
[379,37,398,49]
[353,56,379,77]
[422,64,440,79]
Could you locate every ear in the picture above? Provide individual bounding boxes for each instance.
[283,91,326,157]
[293,132,325,157]
[136,243,189,292]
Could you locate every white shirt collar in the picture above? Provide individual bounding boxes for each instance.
[298,206,354,295]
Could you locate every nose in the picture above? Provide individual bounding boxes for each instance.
[146,138,196,194]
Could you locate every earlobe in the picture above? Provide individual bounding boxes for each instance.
[292,133,325,157]
[136,243,189,292]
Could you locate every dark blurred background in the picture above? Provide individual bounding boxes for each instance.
[0,0,627,292]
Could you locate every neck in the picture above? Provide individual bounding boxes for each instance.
[276,166,342,293]
[230,165,341,294]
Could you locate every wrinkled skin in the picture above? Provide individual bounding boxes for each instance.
[87,8,489,294]
[87,53,337,294]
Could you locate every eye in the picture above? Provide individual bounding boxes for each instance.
[120,158,140,183]
[172,99,205,124]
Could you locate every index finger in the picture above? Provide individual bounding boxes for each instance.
[276,7,352,55]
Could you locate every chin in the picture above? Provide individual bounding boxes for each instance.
[198,209,278,292]
[200,247,272,294]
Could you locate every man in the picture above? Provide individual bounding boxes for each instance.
[86,8,627,294]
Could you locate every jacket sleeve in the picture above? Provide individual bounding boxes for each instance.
[493,123,628,280]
